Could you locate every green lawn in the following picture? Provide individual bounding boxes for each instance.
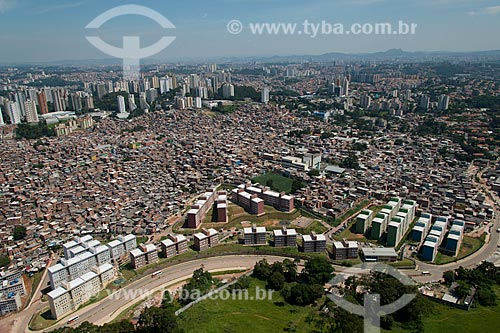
[387,288,500,333]
[224,204,301,230]
[30,307,57,331]
[252,173,293,194]
[178,278,317,333]
[296,220,328,235]
[435,234,485,265]
[136,236,149,246]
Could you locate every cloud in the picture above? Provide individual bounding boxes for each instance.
[468,5,500,16]
[38,2,84,14]
[0,0,17,13]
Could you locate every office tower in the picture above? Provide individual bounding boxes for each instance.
[24,100,39,123]
[328,83,336,95]
[438,94,449,111]
[6,102,21,124]
[222,83,235,98]
[69,93,83,112]
[128,95,137,112]
[0,106,4,126]
[261,87,270,104]
[52,90,65,111]
[37,92,49,114]
[117,95,126,113]
[360,94,371,108]
[342,77,349,97]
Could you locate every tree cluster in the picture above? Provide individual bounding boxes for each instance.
[253,257,334,306]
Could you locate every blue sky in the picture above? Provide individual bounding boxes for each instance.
[0,0,500,63]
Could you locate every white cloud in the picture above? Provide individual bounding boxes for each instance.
[0,0,17,13]
[38,2,84,14]
[468,5,500,16]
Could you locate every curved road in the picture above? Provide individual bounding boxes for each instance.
[14,255,289,333]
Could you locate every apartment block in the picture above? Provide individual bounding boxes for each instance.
[370,213,388,240]
[355,209,374,234]
[160,234,188,258]
[302,232,326,253]
[332,240,359,260]
[231,189,264,215]
[187,188,218,228]
[242,183,295,212]
[47,263,115,320]
[273,227,297,247]
[0,293,22,315]
[216,192,228,223]
[49,235,134,290]
[444,220,465,257]
[193,228,219,251]
[243,225,267,245]
[130,244,158,269]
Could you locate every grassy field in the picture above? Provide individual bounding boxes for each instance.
[223,204,301,230]
[178,278,317,333]
[30,307,57,331]
[387,288,500,333]
[435,234,485,265]
[252,173,293,194]
[136,236,149,246]
[296,220,328,235]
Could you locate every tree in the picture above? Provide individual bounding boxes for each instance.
[340,152,360,170]
[476,288,497,306]
[253,259,272,281]
[303,257,334,284]
[308,169,320,178]
[0,255,10,268]
[291,179,305,193]
[13,225,27,241]
[443,271,455,285]
[137,306,184,333]
[267,272,285,291]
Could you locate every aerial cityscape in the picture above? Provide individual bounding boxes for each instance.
[1,1,500,333]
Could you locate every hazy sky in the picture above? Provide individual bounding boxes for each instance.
[1,0,500,63]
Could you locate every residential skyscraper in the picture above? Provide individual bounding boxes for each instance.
[360,94,371,108]
[261,87,270,104]
[222,83,235,99]
[420,95,430,111]
[6,102,21,124]
[37,92,49,115]
[24,100,39,123]
[438,95,450,111]
[0,106,4,126]
[117,95,126,114]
